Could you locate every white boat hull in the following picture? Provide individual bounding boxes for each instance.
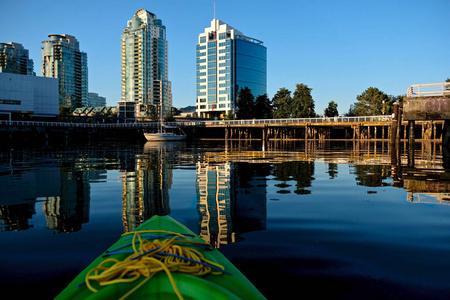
[144,132,186,142]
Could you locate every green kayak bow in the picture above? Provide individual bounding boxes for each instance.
[56,215,266,300]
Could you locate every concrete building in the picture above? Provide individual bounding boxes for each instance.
[41,34,88,110]
[0,72,59,117]
[0,42,35,76]
[120,9,172,119]
[196,19,267,119]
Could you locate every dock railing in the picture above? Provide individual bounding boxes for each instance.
[0,115,392,128]
[407,82,450,97]
[199,115,391,126]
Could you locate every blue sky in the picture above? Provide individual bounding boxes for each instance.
[1,0,449,114]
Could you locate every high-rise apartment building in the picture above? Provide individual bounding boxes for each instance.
[41,34,88,109]
[0,42,35,76]
[120,9,172,119]
[196,19,267,119]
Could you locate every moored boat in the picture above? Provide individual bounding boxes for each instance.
[55,215,265,299]
[144,131,186,142]
[145,103,187,142]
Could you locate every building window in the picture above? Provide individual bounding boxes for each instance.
[196,51,206,57]
[207,54,216,62]
[207,47,216,55]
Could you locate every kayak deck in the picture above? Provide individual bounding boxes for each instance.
[56,215,265,299]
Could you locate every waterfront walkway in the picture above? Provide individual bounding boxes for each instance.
[0,115,392,129]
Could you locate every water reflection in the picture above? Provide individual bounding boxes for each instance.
[0,157,95,232]
[121,142,181,231]
[0,148,132,232]
[196,162,267,248]
[1,141,450,242]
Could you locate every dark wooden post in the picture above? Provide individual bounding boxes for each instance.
[408,120,415,168]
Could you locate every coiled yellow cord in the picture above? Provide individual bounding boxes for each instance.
[83,230,228,300]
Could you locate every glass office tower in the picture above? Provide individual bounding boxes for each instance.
[121,9,172,119]
[196,19,266,119]
[0,42,35,76]
[87,92,106,107]
[41,34,88,109]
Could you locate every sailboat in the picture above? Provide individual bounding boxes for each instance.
[144,104,186,142]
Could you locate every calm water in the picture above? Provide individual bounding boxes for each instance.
[1,140,449,299]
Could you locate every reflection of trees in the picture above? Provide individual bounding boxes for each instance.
[351,165,391,187]
[235,163,271,189]
[272,161,315,194]
[327,163,338,179]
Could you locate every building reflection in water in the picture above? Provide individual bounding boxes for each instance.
[43,171,90,233]
[121,142,175,232]
[196,162,235,247]
[2,141,450,235]
[0,160,98,232]
[196,161,267,248]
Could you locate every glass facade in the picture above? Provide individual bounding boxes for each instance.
[121,9,171,117]
[236,38,267,99]
[87,92,106,107]
[0,42,35,76]
[196,19,266,119]
[41,34,88,109]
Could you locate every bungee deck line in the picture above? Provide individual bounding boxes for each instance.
[79,230,231,300]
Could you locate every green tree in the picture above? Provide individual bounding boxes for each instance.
[223,110,235,120]
[292,83,315,118]
[272,87,292,118]
[384,95,404,115]
[254,94,273,119]
[236,86,254,119]
[325,100,339,117]
[353,87,389,116]
[59,106,72,116]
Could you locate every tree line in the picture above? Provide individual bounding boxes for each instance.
[232,83,408,120]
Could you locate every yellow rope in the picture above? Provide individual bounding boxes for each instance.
[84,230,227,300]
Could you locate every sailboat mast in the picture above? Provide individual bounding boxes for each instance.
[160,102,163,133]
